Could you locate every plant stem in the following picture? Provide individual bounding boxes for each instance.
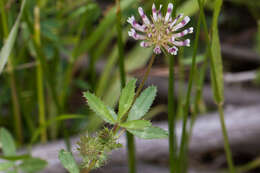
[0,0,23,144]
[116,0,125,88]
[34,6,47,143]
[135,53,156,98]
[178,3,202,171]
[167,52,176,173]
[236,157,260,173]
[168,1,178,172]
[218,103,235,173]
[190,51,208,130]
[197,0,235,172]
[113,53,156,132]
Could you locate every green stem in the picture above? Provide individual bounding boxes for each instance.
[113,53,156,172]
[168,1,178,172]
[176,48,184,120]
[24,10,61,140]
[197,0,235,172]
[190,54,208,129]
[178,4,202,172]
[34,6,47,143]
[135,53,156,98]
[167,52,177,173]
[116,0,125,88]
[0,0,23,144]
[236,157,260,173]
[218,104,235,173]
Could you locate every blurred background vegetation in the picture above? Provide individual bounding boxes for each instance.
[0,0,260,171]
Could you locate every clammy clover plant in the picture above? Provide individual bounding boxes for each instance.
[59,2,193,173]
[59,79,168,172]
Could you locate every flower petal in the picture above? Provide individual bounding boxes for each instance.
[153,45,161,54]
[165,3,173,22]
[173,27,193,38]
[169,13,183,28]
[172,16,190,31]
[138,7,150,25]
[128,28,146,40]
[168,46,178,55]
[152,4,158,22]
[140,41,152,48]
[127,16,146,32]
[157,4,163,20]
[172,39,190,47]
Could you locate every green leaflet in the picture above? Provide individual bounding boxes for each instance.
[58,150,79,173]
[0,0,26,75]
[0,128,16,156]
[127,86,157,121]
[83,92,117,124]
[118,79,137,120]
[120,120,152,130]
[128,126,168,139]
[19,158,47,173]
[210,0,224,103]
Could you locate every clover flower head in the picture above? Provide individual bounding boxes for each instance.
[127,3,193,55]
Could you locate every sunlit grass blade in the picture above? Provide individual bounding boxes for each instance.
[34,6,47,143]
[0,0,26,74]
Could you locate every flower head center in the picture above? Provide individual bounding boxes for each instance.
[146,17,172,47]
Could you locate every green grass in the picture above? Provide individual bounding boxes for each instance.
[0,0,257,172]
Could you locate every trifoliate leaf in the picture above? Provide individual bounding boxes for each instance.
[0,128,16,156]
[128,126,168,139]
[127,86,157,121]
[118,79,137,120]
[58,150,79,173]
[83,92,116,124]
[119,120,151,130]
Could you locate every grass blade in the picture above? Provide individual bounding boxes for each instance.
[0,0,26,75]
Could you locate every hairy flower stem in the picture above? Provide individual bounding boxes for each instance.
[112,53,156,173]
[135,53,156,98]
[118,53,156,124]
[112,53,156,134]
